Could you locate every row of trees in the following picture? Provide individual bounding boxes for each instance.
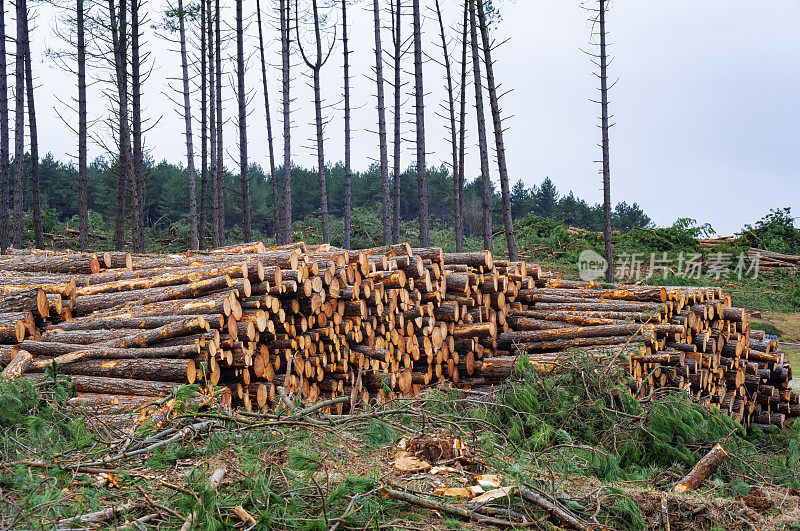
[0,0,617,264]
[11,154,651,241]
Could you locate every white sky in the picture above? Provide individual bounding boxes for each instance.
[28,0,800,235]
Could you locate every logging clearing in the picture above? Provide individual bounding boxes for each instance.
[0,242,798,529]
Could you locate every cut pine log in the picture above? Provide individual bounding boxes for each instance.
[673,443,728,493]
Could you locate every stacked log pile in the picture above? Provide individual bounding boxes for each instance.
[0,243,794,429]
[698,238,798,274]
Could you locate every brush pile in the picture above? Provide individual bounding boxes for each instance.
[0,243,794,429]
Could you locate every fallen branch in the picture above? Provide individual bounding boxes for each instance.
[54,502,139,526]
[379,486,522,527]
[520,486,590,530]
[233,505,256,527]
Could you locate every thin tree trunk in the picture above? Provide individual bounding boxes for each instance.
[235,0,251,241]
[411,0,428,247]
[22,8,41,249]
[131,0,144,253]
[255,0,277,240]
[477,0,516,260]
[599,0,614,282]
[455,0,468,252]
[12,0,25,249]
[214,0,224,244]
[207,0,219,248]
[342,0,351,249]
[110,0,131,251]
[296,0,331,244]
[469,0,492,253]
[0,0,8,252]
[390,0,401,244]
[435,0,459,254]
[279,0,292,244]
[199,0,208,249]
[372,0,389,245]
[178,0,199,250]
[77,0,88,252]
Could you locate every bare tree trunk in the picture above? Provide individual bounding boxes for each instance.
[12,0,25,249]
[255,0,277,240]
[296,0,331,244]
[199,0,208,249]
[279,0,292,244]
[214,0,224,244]
[372,0,389,245]
[435,0,459,254]
[77,0,88,252]
[390,0,401,244]
[411,0,429,247]
[131,0,144,253]
[469,0,492,253]
[0,0,9,252]
[109,0,131,251]
[599,0,613,282]
[455,0,468,252]
[235,0,251,241]
[22,8,41,249]
[178,0,199,250]
[207,0,219,248]
[476,0,516,260]
[342,0,351,249]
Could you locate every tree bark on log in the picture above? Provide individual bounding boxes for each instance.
[24,373,180,396]
[673,443,727,494]
[53,358,194,383]
[1,349,31,378]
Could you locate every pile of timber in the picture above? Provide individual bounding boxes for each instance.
[0,243,795,429]
[698,238,798,274]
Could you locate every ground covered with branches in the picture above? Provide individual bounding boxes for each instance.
[2,356,800,529]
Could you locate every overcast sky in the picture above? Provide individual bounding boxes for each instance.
[28,0,800,235]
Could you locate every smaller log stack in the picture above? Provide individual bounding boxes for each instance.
[0,243,794,430]
[698,238,798,275]
[492,278,797,429]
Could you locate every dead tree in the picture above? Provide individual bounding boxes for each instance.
[455,0,468,252]
[12,0,25,248]
[177,0,199,250]
[389,0,403,244]
[279,0,292,244]
[78,0,89,252]
[295,0,334,244]
[433,0,459,253]
[469,0,492,252]
[372,0,390,244]
[411,0,429,246]
[130,0,144,252]
[214,0,224,244]
[23,6,42,249]
[108,0,133,251]
[0,0,8,252]
[207,0,220,248]
[476,0,516,260]
[598,0,614,282]
[235,0,251,241]
[199,0,208,248]
[342,0,351,249]
[255,0,277,239]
